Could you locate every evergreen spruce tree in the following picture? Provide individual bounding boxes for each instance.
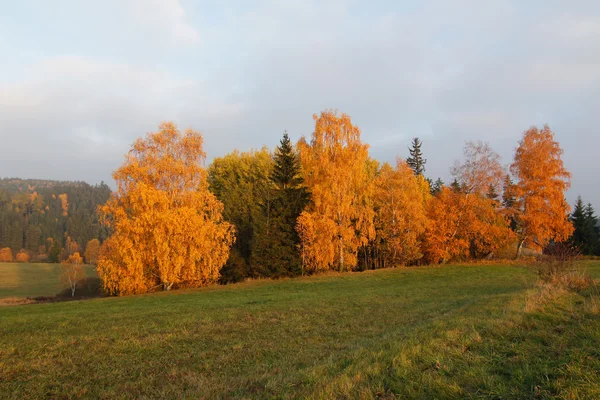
[584,203,599,255]
[570,196,586,250]
[251,132,308,277]
[569,196,599,255]
[431,178,444,195]
[407,137,426,176]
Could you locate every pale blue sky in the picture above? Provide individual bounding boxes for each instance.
[1,0,599,207]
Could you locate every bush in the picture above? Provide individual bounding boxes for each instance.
[15,250,30,263]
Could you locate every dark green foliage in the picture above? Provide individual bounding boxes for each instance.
[431,178,444,195]
[207,148,274,283]
[48,241,61,263]
[502,174,518,231]
[570,196,599,255]
[0,178,110,260]
[251,132,308,278]
[406,137,426,176]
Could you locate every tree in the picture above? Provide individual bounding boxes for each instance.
[84,239,101,265]
[510,125,573,256]
[423,187,513,263]
[251,132,308,277]
[296,110,375,272]
[48,240,61,263]
[15,250,30,262]
[584,203,599,255]
[373,160,430,266]
[451,141,504,196]
[208,148,274,282]
[431,178,444,195]
[570,197,599,255]
[61,252,84,297]
[0,247,12,262]
[97,122,235,295]
[406,137,426,176]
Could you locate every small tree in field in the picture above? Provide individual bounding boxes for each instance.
[15,250,30,263]
[61,252,84,297]
[0,248,12,262]
[84,239,101,265]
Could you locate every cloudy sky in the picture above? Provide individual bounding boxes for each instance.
[1,0,599,206]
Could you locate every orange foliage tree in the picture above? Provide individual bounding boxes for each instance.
[423,188,513,263]
[510,125,573,256]
[374,160,430,266]
[296,110,375,272]
[97,122,235,295]
[15,250,30,262]
[0,247,13,262]
[61,252,84,297]
[84,239,101,265]
[424,141,513,263]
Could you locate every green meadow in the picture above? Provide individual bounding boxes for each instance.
[0,262,97,299]
[1,262,600,399]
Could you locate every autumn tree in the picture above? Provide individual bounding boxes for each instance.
[15,250,30,262]
[407,137,426,176]
[0,247,12,262]
[424,141,513,263]
[423,187,513,263]
[451,141,505,195]
[296,110,375,272]
[510,125,573,256]
[97,122,235,295]
[373,160,430,266]
[61,252,84,297]
[84,239,101,265]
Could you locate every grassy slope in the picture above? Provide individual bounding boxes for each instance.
[0,262,97,298]
[1,263,599,399]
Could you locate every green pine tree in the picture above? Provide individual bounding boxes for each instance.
[431,178,444,195]
[251,132,308,278]
[569,196,599,255]
[583,203,599,255]
[407,137,426,176]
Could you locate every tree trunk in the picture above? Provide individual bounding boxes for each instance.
[515,238,525,259]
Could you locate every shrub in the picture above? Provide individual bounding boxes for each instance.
[15,250,30,263]
[0,247,13,262]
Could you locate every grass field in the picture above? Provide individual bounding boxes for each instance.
[1,262,600,399]
[0,262,97,299]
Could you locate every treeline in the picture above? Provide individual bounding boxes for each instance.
[0,178,110,262]
[95,112,579,295]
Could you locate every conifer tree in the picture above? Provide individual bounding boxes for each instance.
[407,137,426,176]
[251,132,308,277]
[570,197,599,255]
[431,178,444,195]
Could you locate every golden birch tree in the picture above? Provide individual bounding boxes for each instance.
[374,160,430,266]
[97,122,235,295]
[510,125,573,256]
[296,110,375,272]
[61,252,84,297]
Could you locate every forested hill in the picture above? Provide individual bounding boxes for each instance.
[0,178,111,261]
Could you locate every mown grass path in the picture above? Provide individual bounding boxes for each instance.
[1,263,599,399]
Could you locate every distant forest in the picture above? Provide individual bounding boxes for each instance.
[0,178,111,262]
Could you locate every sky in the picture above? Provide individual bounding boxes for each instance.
[0,0,599,207]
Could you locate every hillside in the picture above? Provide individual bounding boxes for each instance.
[0,178,110,261]
[1,263,599,399]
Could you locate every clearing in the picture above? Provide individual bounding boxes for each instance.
[1,262,599,399]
